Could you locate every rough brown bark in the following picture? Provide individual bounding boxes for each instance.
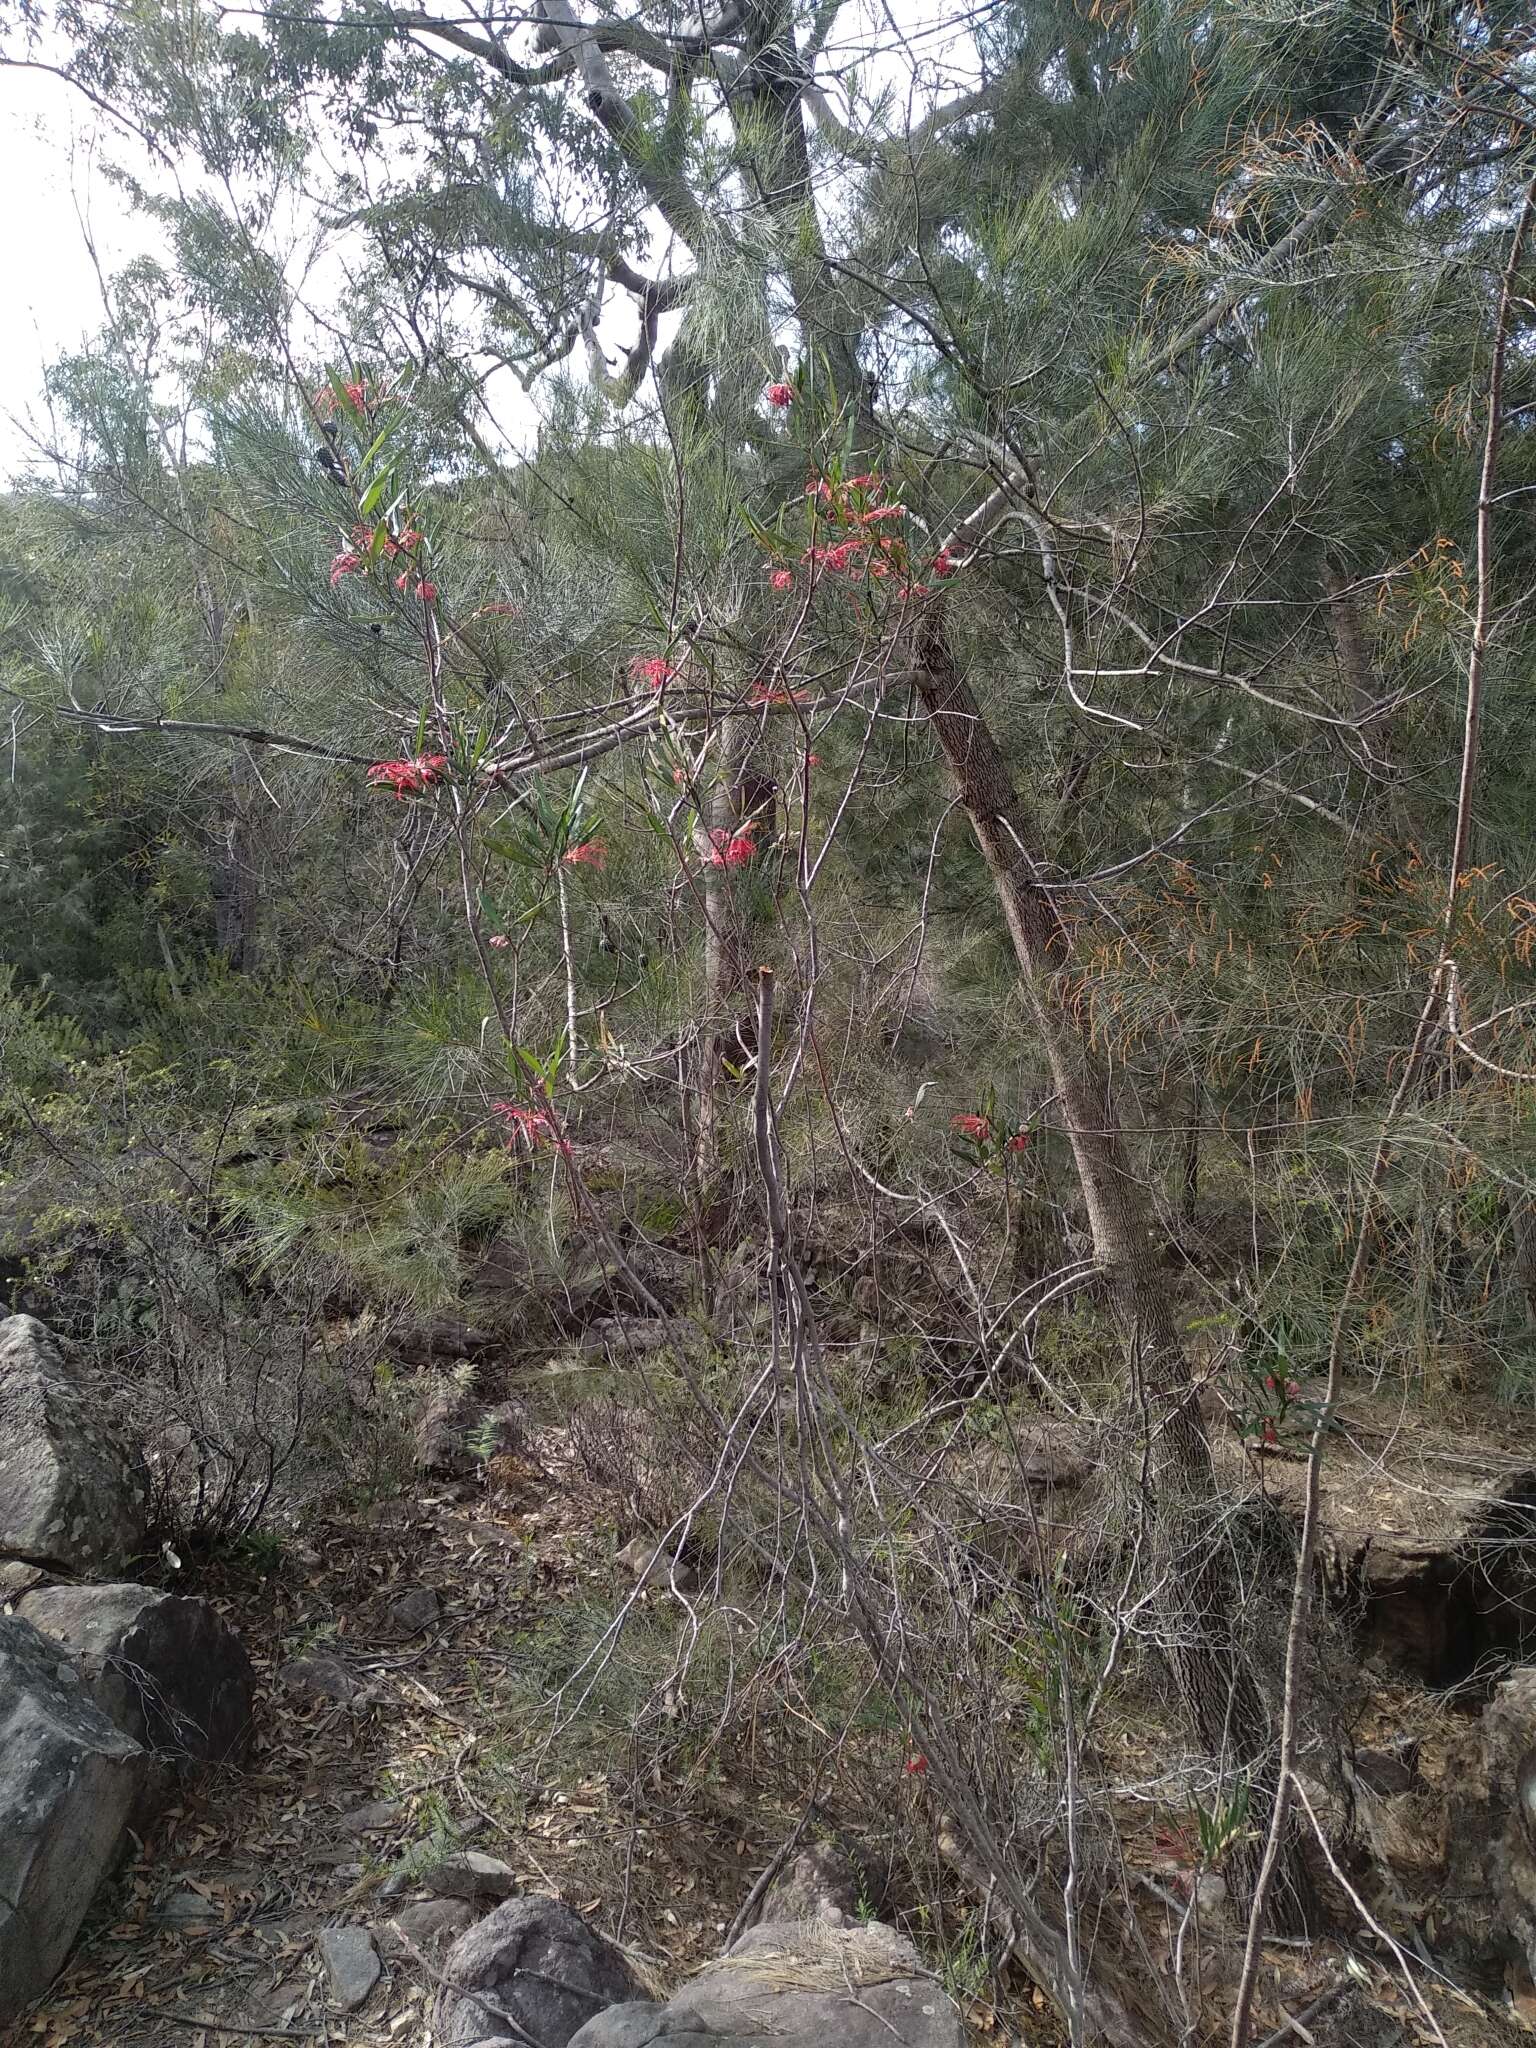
[912,605,1307,1926]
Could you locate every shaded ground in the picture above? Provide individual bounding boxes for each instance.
[16,1406,1536,2048]
[21,1445,762,2047]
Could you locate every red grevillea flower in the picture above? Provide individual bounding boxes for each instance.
[315,380,368,417]
[858,505,905,525]
[951,1112,991,1142]
[367,752,449,798]
[632,655,677,691]
[932,547,959,579]
[563,840,607,870]
[480,601,522,617]
[766,382,794,408]
[417,580,438,603]
[488,934,510,950]
[705,824,758,869]
[770,568,794,592]
[905,1755,929,1775]
[330,550,364,587]
[1005,1130,1030,1154]
[749,679,810,707]
[492,1099,572,1158]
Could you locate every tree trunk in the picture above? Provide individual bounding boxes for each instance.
[912,606,1307,1926]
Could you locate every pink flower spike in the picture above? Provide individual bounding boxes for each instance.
[329,550,364,587]
[418,580,438,602]
[631,655,677,692]
[770,568,794,593]
[951,1112,991,1143]
[766,382,794,408]
[367,752,449,799]
[1005,1130,1030,1154]
[488,934,510,950]
[563,840,607,870]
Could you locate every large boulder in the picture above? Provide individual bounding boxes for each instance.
[434,1897,648,2047]
[568,1921,962,2048]
[17,1582,255,1821]
[0,1314,148,1575]
[0,1614,147,2024]
[1462,1665,1536,1983]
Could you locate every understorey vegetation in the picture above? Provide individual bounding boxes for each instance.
[6,0,1536,2039]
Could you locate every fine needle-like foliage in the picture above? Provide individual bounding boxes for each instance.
[6,0,1536,2040]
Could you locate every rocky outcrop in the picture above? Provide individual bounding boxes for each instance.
[0,1314,148,1575]
[17,1582,254,1820]
[0,1614,147,2024]
[414,1381,528,1478]
[434,1896,648,2047]
[1220,1402,1536,1683]
[1460,1666,1536,1981]
[568,1921,962,2048]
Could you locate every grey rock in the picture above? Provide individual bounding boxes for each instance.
[436,1896,647,2047]
[566,2002,667,2048]
[1354,1740,1422,1798]
[423,1849,519,1901]
[0,1314,148,1575]
[320,1924,381,2011]
[753,1844,859,1933]
[280,1652,358,1702]
[0,1614,147,2023]
[336,1797,405,1836]
[389,1586,441,1634]
[616,1537,697,1594]
[380,1897,477,1958]
[579,1318,693,1360]
[569,1921,961,2048]
[18,1582,254,1826]
[156,1888,222,1925]
[415,1382,525,1478]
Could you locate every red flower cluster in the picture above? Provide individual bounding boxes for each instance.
[769,568,794,593]
[491,1099,572,1157]
[705,822,759,868]
[563,840,607,870]
[784,474,960,595]
[488,934,510,950]
[315,379,369,417]
[904,1755,929,1776]
[330,521,432,597]
[799,474,928,593]
[748,679,809,707]
[1005,1130,1030,1154]
[632,655,678,692]
[367,753,450,798]
[766,382,794,408]
[951,1112,991,1142]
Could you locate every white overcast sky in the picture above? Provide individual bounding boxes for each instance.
[0,65,161,478]
[0,2,981,482]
